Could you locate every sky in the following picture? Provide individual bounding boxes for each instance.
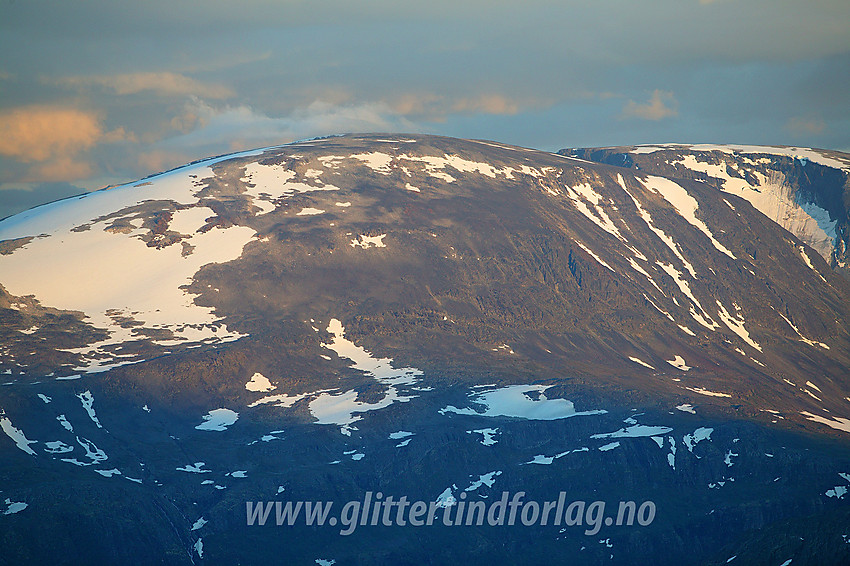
[1,0,849,219]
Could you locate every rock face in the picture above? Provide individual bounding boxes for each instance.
[563,143,850,275]
[1,134,849,565]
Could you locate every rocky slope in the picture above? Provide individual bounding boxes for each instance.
[563,143,850,276]
[1,134,849,565]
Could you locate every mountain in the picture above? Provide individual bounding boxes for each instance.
[563,143,850,277]
[1,134,849,565]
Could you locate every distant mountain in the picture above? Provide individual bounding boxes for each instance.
[563,143,850,275]
[1,135,849,565]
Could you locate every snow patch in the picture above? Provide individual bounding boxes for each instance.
[618,176,697,278]
[435,487,457,508]
[177,462,210,473]
[195,408,239,431]
[465,471,502,492]
[666,356,691,371]
[639,176,735,258]
[467,428,500,446]
[440,384,606,420]
[309,389,409,429]
[565,183,625,242]
[0,196,257,373]
[3,499,28,515]
[0,410,37,455]
[683,386,732,398]
[249,392,312,408]
[801,412,850,434]
[715,301,761,351]
[663,150,839,261]
[389,431,413,440]
[246,372,275,392]
[76,391,103,428]
[350,234,387,249]
[592,424,674,439]
[94,468,122,478]
[323,319,422,386]
[44,440,74,454]
[574,241,615,272]
[628,356,655,370]
[777,313,829,349]
[683,428,713,453]
[527,455,554,465]
[57,414,73,432]
[798,246,828,282]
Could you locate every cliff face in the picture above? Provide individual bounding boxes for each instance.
[564,144,850,274]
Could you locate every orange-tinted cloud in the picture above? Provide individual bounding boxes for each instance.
[55,72,234,99]
[786,116,826,135]
[621,90,679,121]
[169,108,207,135]
[390,93,442,116]
[0,106,105,162]
[135,149,191,176]
[451,94,519,115]
[24,156,94,183]
[0,105,131,183]
[388,92,527,120]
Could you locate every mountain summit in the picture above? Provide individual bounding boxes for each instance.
[2,134,849,565]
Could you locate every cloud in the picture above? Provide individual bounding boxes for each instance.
[0,106,105,162]
[621,90,679,121]
[387,93,528,121]
[53,72,234,99]
[158,99,417,154]
[451,94,520,115]
[24,157,94,183]
[0,105,132,183]
[139,92,546,174]
[135,149,193,177]
[389,93,444,117]
[786,116,826,135]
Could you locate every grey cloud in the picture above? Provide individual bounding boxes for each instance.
[621,91,679,121]
[154,99,418,155]
[0,0,848,215]
[50,73,235,99]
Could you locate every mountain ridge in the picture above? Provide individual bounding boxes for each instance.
[561,142,850,273]
[2,134,848,431]
[2,134,850,565]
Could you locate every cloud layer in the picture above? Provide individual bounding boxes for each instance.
[622,91,678,121]
[0,106,103,162]
[0,0,848,218]
[0,105,131,185]
[53,72,235,99]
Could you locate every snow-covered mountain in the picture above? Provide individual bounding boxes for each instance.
[1,135,849,565]
[564,143,850,274]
